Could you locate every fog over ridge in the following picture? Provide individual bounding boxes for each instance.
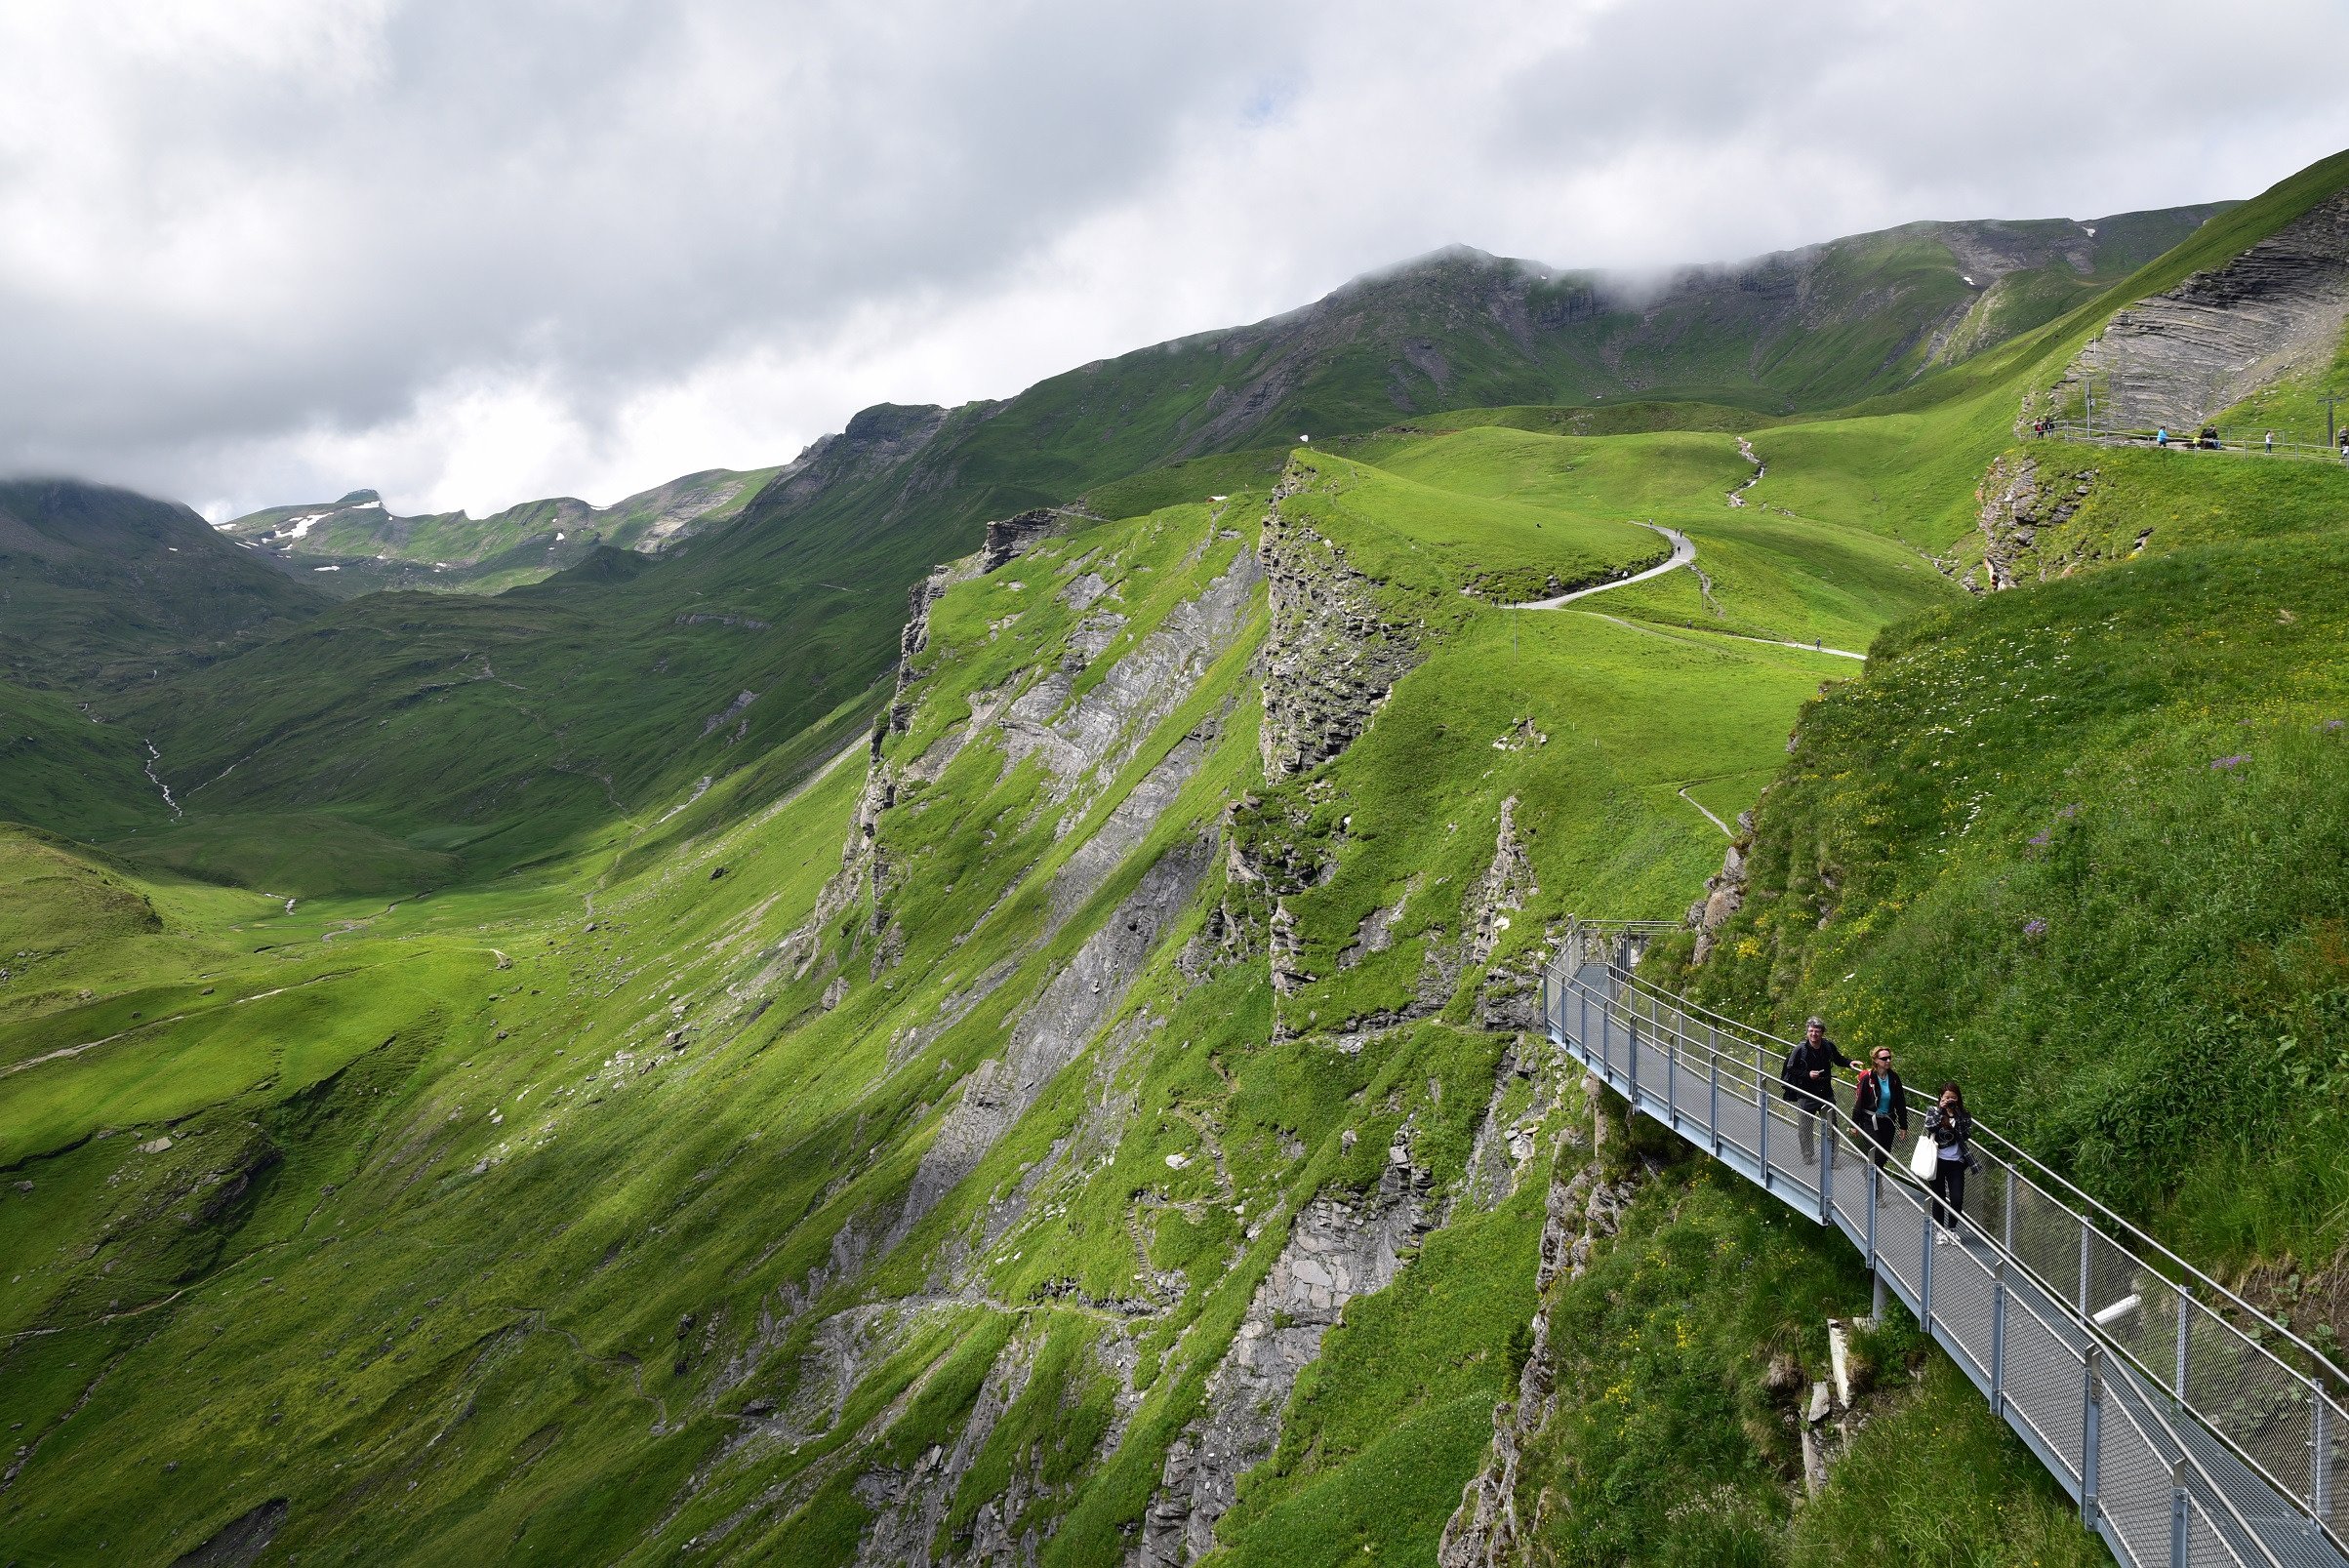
[4,0,2345,519]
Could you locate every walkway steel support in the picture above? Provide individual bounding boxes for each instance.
[1708,1049,1721,1157]
[2084,1344,2105,1530]
[1864,1163,1878,1271]
[2317,1383,2334,1530]
[1666,1022,1677,1131]
[1921,1190,1935,1337]
[1756,1045,1769,1189]
[1991,1258,2008,1420]
[2172,1457,2191,1568]
[2177,1292,2191,1402]
[1819,1116,1835,1225]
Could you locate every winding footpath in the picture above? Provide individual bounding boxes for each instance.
[1508,522,1695,609]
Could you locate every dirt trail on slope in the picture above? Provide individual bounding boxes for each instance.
[1506,523,1694,609]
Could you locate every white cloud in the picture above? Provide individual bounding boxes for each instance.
[4,0,2346,517]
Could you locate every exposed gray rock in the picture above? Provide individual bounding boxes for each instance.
[1336,886,1407,970]
[1258,464,1423,776]
[999,549,1260,799]
[2059,188,2349,428]
[701,690,757,739]
[1689,839,1748,966]
[1059,571,1114,611]
[888,837,1213,1251]
[1048,716,1218,923]
[169,1499,289,1568]
[982,508,1062,572]
[1464,795,1535,971]
[1063,610,1129,669]
[1439,1084,1653,1568]
[1964,456,2098,593]
[1135,1153,1438,1566]
[854,1334,1037,1567]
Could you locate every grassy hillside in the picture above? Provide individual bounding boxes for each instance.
[0,479,327,692]
[0,404,2089,1566]
[17,151,2349,1568]
[1654,450,2349,1280]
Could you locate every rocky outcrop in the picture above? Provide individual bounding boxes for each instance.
[887,562,963,732]
[999,549,1261,801]
[1048,712,1221,923]
[853,1335,1039,1567]
[982,508,1062,572]
[1687,834,1748,966]
[2058,187,2349,428]
[1464,796,1535,971]
[168,1498,289,1568]
[1134,1146,1438,1566]
[1257,467,1423,776]
[1438,1085,1653,1568]
[888,837,1213,1250]
[1964,456,2096,593]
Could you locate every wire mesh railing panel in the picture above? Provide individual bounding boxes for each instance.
[2100,1395,2182,1568]
[1933,1238,2000,1380]
[2190,1498,2252,1568]
[1999,1291,2088,1485]
[1761,1098,1820,1204]
[1878,1187,1925,1303]
[1829,1142,1874,1240]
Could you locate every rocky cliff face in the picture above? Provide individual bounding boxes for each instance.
[1439,1082,1653,1568]
[1257,464,1424,777]
[1963,455,2098,593]
[1136,1148,1438,1566]
[2059,188,2349,428]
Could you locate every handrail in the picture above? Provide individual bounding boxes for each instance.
[1605,956,2349,1400]
[1547,920,2348,1564]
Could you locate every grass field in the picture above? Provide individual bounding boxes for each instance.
[20,154,2349,1565]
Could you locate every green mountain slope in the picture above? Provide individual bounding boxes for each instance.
[0,479,328,692]
[15,151,2349,1568]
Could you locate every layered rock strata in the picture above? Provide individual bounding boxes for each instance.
[2059,188,2349,428]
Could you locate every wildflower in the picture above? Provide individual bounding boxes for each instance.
[2026,830,2051,850]
[2210,754,2249,771]
[2324,719,2344,734]
[2023,918,2049,939]
[2056,802,2080,818]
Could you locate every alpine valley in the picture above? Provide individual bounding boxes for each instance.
[6,149,2349,1568]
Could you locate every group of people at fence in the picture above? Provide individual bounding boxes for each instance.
[1779,1018,1977,1238]
[2028,412,2349,462]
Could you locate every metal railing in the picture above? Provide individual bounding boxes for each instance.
[1543,920,2348,1568]
[2032,420,2349,462]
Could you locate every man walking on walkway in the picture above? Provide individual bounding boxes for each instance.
[1853,1047,1907,1169]
[1781,1017,1852,1164]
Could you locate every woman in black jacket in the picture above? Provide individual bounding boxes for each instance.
[1853,1048,1907,1169]
[1924,1082,1974,1238]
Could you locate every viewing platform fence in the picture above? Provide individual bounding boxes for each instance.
[1543,919,2348,1568]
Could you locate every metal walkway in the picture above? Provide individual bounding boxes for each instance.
[1543,922,2348,1568]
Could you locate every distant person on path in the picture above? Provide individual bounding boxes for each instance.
[1924,1082,1976,1238]
[1781,1017,1852,1163]
[1853,1047,1908,1170]
[2266,430,2275,454]
[2157,427,2169,447]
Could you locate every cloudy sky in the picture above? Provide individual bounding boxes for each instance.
[5,1,2346,521]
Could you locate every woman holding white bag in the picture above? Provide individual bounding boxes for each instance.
[1914,1083,1976,1241]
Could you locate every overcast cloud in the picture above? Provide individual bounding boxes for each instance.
[5,0,2347,520]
